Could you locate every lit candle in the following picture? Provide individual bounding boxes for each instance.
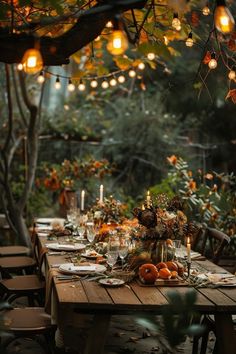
[146,190,151,208]
[99,184,104,204]
[81,190,85,211]
[186,236,191,263]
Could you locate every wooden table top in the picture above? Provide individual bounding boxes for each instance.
[40,237,236,315]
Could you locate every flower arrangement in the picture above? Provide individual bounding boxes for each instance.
[92,196,127,224]
[35,157,113,201]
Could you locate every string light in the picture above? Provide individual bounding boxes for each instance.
[54,76,61,90]
[109,78,117,86]
[68,79,75,92]
[214,0,235,34]
[37,71,45,83]
[78,80,86,91]
[101,80,109,89]
[138,62,145,70]
[21,48,43,74]
[128,69,136,78]
[208,53,218,69]
[147,52,155,60]
[94,36,101,41]
[172,13,181,30]
[185,32,194,47]
[118,75,125,83]
[202,5,210,16]
[17,63,23,71]
[90,79,98,88]
[107,17,128,55]
[228,67,236,80]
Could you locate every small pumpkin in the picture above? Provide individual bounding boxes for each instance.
[139,263,159,284]
[165,261,178,272]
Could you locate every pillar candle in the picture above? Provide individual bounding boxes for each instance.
[99,184,104,204]
[186,236,191,263]
[81,190,85,211]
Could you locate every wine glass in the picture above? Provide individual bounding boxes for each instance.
[118,236,129,270]
[86,222,96,245]
[106,251,118,273]
[107,235,119,272]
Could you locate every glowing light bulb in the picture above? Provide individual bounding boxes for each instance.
[172,13,181,29]
[147,52,155,60]
[202,6,210,16]
[68,79,75,92]
[94,36,100,42]
[118,75,125,83]
[228,69,236,80]
[107,30,128,55]
[138,62,145,70]
[37,71,45,83]
[54,76,61,90]
[78,81,86,91]
[214,0,235,34]
[106,21,113,28]
[129,69,136,78]
[208,53,218,69]
[109,78,117,86]
[101,80,109,89]
[17,63,23,71]
[185,32,194,47]
[21,48,43,75]
[90,79,98,88]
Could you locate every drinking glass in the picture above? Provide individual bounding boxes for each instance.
[86,222,96,244]
[106,251,118,272]
[118,236,129,270]
[173,240,183,261]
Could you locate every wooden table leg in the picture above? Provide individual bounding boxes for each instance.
[214,313,236,354]
[83,314,111,354]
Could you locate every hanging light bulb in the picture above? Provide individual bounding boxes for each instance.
[90,79,98,88]
[128,69,136,78]
[17,63,23,71]
[94,36,101,42]
[172,13,181,29]
[228,67,236,80]
[37,71,45,83]
[78,80,86,91]
[185,32,194,47]
[54,76,61,90]
[202,5,210,16]
[21,48,43,75]
[107,17,128,55]
[214,0,235,34]
[68,79,75,92]
[109,78,117,86]
[147,52,155,60]
[208,53,218,69]
[118,75,125,83]
[106,21,113,28]
[101,80,109,89]
[138,62,145,70]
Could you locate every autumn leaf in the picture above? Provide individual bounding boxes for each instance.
[203,51,211,64]
[226,89,236,104]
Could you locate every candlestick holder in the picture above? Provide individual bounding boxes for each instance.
[186,261,191,278]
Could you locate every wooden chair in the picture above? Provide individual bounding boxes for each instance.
[0,255,36,275]
[192,226,232,354]
[0,306,57,354]
[0,245,30,257]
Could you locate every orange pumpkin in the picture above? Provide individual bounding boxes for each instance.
[165,261,178,272]
[139,263,159,284]
[158,267,172,279]
[156,262,168,270]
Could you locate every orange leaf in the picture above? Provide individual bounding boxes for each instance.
[226,89,236,104]
[203,51,211,64]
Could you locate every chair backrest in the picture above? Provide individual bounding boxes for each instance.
[192,226,231,264]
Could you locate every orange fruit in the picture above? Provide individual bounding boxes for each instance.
[158,267,172,279]
[156,262,167,270]
[171,271,178,279]
[165,261,178,272]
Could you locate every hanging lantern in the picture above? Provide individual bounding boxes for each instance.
[21,48,43,75]
[214,0,235,34]
[107,17,128,55]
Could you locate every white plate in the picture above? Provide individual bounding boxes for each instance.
[45,243,85,251]
[36,218,65,225]
[99,278,125,287]
[81,251,103,259]
[59,263,106,275]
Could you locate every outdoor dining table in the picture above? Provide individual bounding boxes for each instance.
[39,236,236,354]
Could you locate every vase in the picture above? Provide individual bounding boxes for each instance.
[59,189,77,218]
[152,240,168,264]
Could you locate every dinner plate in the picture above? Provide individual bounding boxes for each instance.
[99,278,125,287]
[81,251,103,259]
[207,274,236,287]
[59,263,106,275]
[36,218,65,224]
[45,243,86,251]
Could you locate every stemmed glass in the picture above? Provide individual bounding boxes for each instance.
[106,235,119,273]
[118,236,129,270]
[86,222,96,245]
